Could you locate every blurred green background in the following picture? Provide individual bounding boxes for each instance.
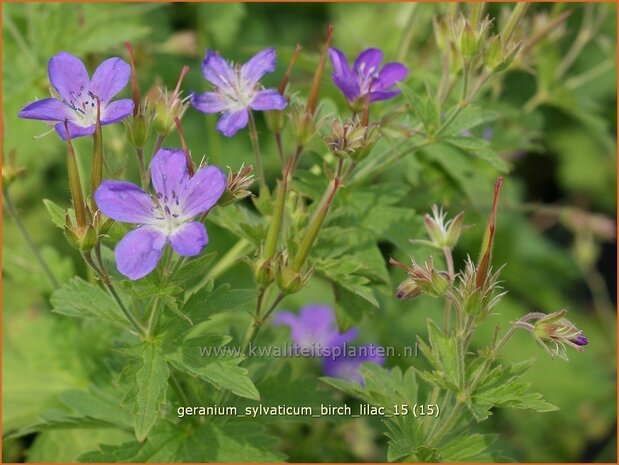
[2,2,616,462]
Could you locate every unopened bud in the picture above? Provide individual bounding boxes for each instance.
[395,279,421,300]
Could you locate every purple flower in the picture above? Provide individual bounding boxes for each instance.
[94,148,226,280]
[191,48,287,137]
[570,335,588,347]
[322,344,385,385]
[273,304,358,354]
[329,47,408,107]
[18,52,133,140]
[273,304,384,384]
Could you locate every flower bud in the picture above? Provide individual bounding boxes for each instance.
[324,117,381,162]
[218,164,255,206]
[254,256,275,288]
[2,149,26,186]
[532,310,588,360]
[395,278,421,300]
[460,21,479,57]
[423,205,465,249]
[127,114,150,149]
[146,65,190,136]
[64,220,98,252]
[433,15,451,51]
[275,252,312,294]
[392,257,449,298]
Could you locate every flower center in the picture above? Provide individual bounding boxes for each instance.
[64,86,100,127]
[151,189,186,235]
[219,68,256,111]
[357,64,380,95]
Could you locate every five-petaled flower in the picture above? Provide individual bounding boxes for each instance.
[18,52,134,140]
[191,48,287,137]
[329,47,408,109]
[274,304,384,384]
[94,148,226,280]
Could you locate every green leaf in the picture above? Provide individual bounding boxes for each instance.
[172,252,217,285]
[444,136,509,172]
[419,320,459,390]
[42,199,66,229]
[440,433,498,461]
[441,105,500,136]
[129,343,170,442]
[50,277,128,328]
[80,421,285,462]
[167,336,260,401]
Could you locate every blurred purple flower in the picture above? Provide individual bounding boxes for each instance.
[273,304,358,354]
[328,47,408,107]
[18,52,133,140]
[191,48,287,137]
[322,344,385,385]
[94,148,226,280]
[274,304,384,384]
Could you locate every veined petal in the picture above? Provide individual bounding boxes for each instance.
[94,180,155,223]
[169,221,208,256]
[241,48,276,87]
[353,48,383,77]
[54,121,95,140]
[201,49,236,90]
[48,52,90,103]
[216,109,249,137]
[101,99,133,124]
[90,57,131,103]
[376,62,408,89]
[115,226,166,280]
[150,148,190,200]
[18,98,68,121]
[179,165,226,218]
[369,89,401,102]
[249,89,287,111]
[191,91,229,114]
[329,48,351,77]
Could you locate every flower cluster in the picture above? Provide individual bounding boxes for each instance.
[274,304,384,384]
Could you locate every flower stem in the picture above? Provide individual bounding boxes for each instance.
[87,246,146,337]
[135,147,149,190]
[3,187,60,290]
[248,111,267,194]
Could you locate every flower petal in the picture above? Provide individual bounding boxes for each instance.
[169,221,208,256]
[54,121,95,141]
[369,89,401,102]
[376,62,408,90]
[333,73,360,102]
[89,57,131,103]
[201,49,236,90]
[216,109,249,137]
[101,99,134,124]
[48,52,90,103]
[179,165,226,218]
[249,89,287,111]
[115,226,167,280]
[241,48,276,87]
[150,148,190,200]
[329,48,351,77]
[353,48,383,77]
[18,98,68,121]
[322,344,385,385]
[191,91,229,114]
[94,180,155,223]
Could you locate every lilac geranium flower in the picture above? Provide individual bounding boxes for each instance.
[94,148,226,280]
[323,344,385,385]
[274,304,384,384]
[191,48,287,137]
[18,52,133,140]
[273,304,358,355]
[328,47,408,107]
